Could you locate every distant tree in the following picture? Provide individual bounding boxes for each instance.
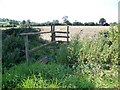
[52,20,59,25]
[2,18,6,22]
[62,16,68,23]
[21,20,27,28]
[9,20,13,25]
[95,22,99,26]
[27,19,31,24]
[88,22,95,26]
[22,20,26,25]
[99,18,106,26]
[84,22,89,26]
[62,16,71,25]
[9,20,16,27]
[65,20,72,25]
[110,22,117,25]
[46,21,52,26]
[26,19,31,28]
[73,20,84,26]
[104,23,109,26]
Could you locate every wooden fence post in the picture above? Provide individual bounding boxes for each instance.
[51,25,56,42]
[67,25,69,43]
[24,35,29,66]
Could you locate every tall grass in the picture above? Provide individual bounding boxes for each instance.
[56,24,118,67]
[55,24,118,88]
[2,25,119,88]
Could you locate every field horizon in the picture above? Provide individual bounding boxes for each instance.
[32,26,110,41]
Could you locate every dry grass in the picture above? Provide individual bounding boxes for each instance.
[33,26,110,41]
[0,26,110,41]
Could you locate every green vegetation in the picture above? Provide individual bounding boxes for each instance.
[2,28,40,68]
[0,22,11,27]
[2,24,119,89]
[0,18,20,27]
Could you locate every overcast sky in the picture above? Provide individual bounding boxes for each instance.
[0,0,119,23]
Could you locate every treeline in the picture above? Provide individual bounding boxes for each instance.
[0,18,20,27]
[0,17,117,27]
[36,21,107,26]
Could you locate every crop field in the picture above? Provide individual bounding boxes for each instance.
[33,26,110,41]
[0,26,110,41]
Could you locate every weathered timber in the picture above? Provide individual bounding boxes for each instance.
[51,25,56,41]
[24,35,29,66]
[20,25,70,65]
[29,41,56,52]
[55,36,69,38]
[20,31,51,36]
[55,31,69,34]
[67,25,69,43]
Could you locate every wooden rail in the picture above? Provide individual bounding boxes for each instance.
[55,31,69,34]
[29,41,56,52]
[20,31,51,36]
[24,35,29,65]
[67,25,69,43]
[55,36,69,38]
[20,25,70,65]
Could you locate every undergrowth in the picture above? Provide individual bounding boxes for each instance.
[2,24,119,88]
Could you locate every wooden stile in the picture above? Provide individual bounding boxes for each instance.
[20,25,70,65]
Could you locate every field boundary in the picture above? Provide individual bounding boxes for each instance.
[20,25,70,65]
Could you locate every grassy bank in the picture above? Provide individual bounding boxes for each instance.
[2,25,119,89]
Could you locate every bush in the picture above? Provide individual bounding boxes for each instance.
[56,35,82,68]
[56,25,118,68]
[2,28,40,68]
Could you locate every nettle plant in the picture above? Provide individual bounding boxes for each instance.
[56,24,118,70]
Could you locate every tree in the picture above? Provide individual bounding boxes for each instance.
[46,21,52,26]
[26,19,31,28]
[99,18,106,26]
[62,16,71,25]
[22,20,26,25]
[62,16,68,23]
[73,20,83,26]
[21,20,27,28]
[95,22,99,26]
[104,23,109,26]
[84,22,89,26]
[9,20,13,25]
[9,20,16,27]
[52,20,59,25]
[88,22,95,26]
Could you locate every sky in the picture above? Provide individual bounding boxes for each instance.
[0,0,119,23]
